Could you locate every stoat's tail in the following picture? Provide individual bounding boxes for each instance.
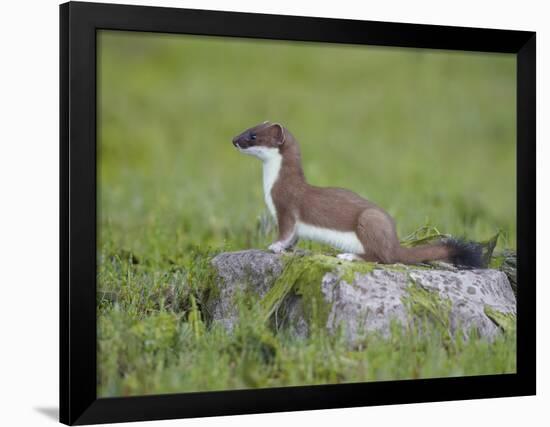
[395,238,484,268]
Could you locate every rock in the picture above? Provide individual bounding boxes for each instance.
[491,249,517,296]
[208,250,516,342]
[207,250,284,332]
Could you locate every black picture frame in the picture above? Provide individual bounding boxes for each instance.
[60,1,536,425]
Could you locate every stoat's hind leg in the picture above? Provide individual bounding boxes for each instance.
[356,208,400,264]
[336,253,361,262]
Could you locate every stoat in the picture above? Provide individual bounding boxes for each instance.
[232,121,483,267]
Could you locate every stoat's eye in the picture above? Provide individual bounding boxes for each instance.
[250,133,256,140]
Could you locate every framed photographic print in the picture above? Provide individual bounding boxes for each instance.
[60,1,536,425]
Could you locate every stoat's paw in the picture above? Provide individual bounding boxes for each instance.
[337,253,361,262]
[268,242,286,254]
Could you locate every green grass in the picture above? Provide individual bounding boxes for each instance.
[98,272,516,396]
[97,31,516,397]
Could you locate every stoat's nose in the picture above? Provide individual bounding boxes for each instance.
[233,135,248,148]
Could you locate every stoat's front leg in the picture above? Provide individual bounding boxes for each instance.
[268,210,298,254]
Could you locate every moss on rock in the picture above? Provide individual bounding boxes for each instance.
[484,306,516,334]
[260,254,376,328]
[402,280,453,330]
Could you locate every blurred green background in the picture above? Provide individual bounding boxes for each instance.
[97,31,516,397]
[99,31,516,255]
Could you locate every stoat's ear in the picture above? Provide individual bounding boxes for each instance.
[268,123,285,146]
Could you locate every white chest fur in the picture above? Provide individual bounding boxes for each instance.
[237,145,283,218]
[261,150,283,218]
[296,222,365,254]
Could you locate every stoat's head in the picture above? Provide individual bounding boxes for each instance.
[232,121,285,162]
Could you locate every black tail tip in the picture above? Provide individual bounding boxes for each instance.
[443,237,484,268]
